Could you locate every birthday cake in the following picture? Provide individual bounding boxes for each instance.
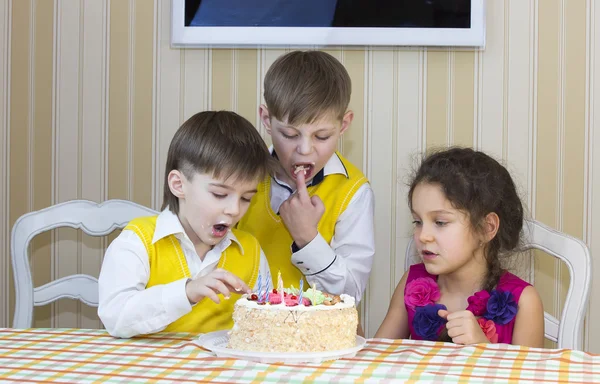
[227,285,358,353]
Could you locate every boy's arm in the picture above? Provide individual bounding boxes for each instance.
[98,230,193,338]
[291,184,375,303]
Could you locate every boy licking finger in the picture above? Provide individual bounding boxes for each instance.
[237,50,375,306]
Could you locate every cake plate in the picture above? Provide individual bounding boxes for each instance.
[195,330,367,364]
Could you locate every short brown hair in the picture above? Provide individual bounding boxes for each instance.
[264,50,352,126]
[162,111,273,213]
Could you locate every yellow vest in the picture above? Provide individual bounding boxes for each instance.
[125,216,260,334]
[237,152,368,287]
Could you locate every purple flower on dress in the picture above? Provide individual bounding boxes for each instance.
[413,303,447,340]
[484,290,517,325]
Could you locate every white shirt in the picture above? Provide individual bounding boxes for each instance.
[98,209,270,338]
[270,151,375,304]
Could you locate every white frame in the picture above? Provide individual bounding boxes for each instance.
[171,0,486,48]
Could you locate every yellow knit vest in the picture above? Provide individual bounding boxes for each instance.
[237,152,368,287]
[125,216,260,334]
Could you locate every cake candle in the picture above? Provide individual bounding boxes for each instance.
[277,270,284,304]
[266,270,272,303]
[298,279,304,305]
[257,274,262,301]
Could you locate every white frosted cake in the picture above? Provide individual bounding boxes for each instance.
[228,287,358,353]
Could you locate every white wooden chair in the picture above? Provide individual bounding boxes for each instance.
[404,219,592,350]
[11,199,158,328]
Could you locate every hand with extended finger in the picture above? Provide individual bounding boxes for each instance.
[185,268,251,304]
[279,169,325,248]
[438,309,489,345]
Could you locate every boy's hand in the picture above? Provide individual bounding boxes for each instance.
[279,170,325,248]
[185,268,251,305]
[438,309,489,345]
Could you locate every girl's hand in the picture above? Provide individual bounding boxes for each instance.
[438,309,489,345]
[185,268,251,304]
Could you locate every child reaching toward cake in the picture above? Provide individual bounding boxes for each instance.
[98,111,274,338]
[375,147,545,347]
[237,50,375,309]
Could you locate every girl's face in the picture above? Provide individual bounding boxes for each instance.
[411,182,485,277]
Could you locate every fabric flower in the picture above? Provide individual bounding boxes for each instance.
[405,277,441,310]
[466,290,491,316]
[477,318,499,343]
[484,290,518,325]
[413,303,447,340]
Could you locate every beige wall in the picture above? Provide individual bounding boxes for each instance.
[0,0,598,352]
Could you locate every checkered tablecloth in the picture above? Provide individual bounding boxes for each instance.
[0,328,598,383]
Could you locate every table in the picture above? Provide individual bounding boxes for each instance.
[0,328,598,383]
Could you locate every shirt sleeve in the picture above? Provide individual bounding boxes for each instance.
[98,230,193,338]
[290,183,375,303]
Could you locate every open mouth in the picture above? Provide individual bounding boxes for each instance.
[212,223,230,237]
[291,163,314,179]
[421,250,438,260]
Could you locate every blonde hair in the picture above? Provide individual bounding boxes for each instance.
[264,51,352,125]
[162,111,274,214]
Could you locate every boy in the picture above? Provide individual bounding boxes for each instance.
[237,51,375,305]
[98,111,273,338]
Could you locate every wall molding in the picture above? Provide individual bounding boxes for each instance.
[588,0,600,354]
[447,51,454,145]
[0,0,12,328]
[555,0,566,316]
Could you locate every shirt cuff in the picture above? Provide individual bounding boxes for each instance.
[291,234,337,276]
[162,277,193,318]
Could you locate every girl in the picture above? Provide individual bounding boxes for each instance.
[375,147,544,347]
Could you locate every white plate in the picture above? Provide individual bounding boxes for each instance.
[195,330,366,364]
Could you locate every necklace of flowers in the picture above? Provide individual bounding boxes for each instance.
[404,277,518,342]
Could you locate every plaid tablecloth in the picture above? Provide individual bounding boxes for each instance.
[0,328,598,383]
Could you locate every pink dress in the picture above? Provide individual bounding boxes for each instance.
[405,263,530,344]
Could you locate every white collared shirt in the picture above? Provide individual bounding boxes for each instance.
[269,151,375,304]
[98,209,270,338]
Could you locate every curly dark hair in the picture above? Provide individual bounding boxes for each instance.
[408,147,524,292]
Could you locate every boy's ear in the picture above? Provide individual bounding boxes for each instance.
[340,110,354,135]
[168,170,185,199]
[259,104,272,134]
[483,212,500,243]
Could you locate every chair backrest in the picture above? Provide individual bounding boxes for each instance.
[11,199,158,328]
[404,219,592,350]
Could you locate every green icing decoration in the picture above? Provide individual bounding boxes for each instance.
[302,289,328,305]
[284,285,299,295]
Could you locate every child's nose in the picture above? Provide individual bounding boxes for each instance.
[296,138,313,155]
[418,225,434,243]
[224,199,240,216]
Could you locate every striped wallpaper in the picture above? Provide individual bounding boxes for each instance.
[0,0,598,352]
